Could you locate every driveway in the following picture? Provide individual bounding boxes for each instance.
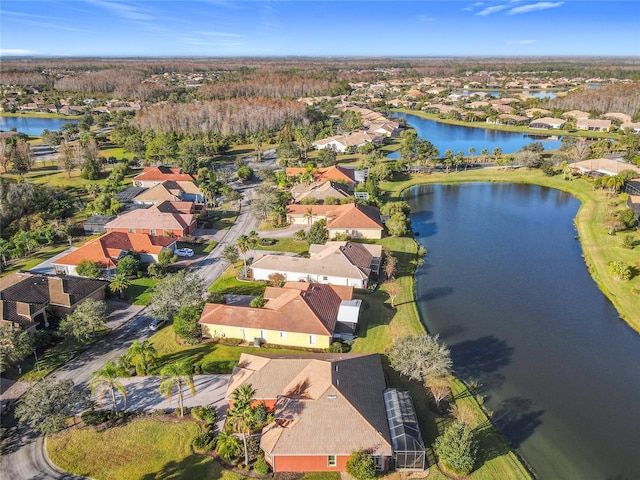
[258,223,310,239]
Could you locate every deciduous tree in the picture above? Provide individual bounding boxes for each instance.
[388,333,452,383]
[433,421,477,476]
[148,270,205,321]
[59,299,108,343]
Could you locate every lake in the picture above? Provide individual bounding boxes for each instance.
[390,113,563,155]
[408,183,640,480]
[0,116,77,136]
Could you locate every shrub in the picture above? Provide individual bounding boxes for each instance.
[434,421,477,476]
[307,218,328,245]
[192,432,214,452]
[208,292,226,304]
[293,229,307,241]
[621,234,638,249]
[80,408,112,426]
[346,450,376,480]
[268,272,286,287]
[328,341,344,353]
[608,260,632,281]
[191,405,217,424]
[250,296,266,308]
[254,454,270,475]
[201,359,238,374]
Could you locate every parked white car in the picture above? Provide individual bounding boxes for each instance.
[175,248,194,257]
[149,319,166,331]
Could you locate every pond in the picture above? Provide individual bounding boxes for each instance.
[0,116,77,136]
[408,183,640,480]
[389,113,562,156]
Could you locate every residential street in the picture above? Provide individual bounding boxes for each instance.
[0,181,261,480]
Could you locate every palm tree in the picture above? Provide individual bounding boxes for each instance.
[90,361,127,413]
[247,230,259,257]
[159,360,195,417]
[228,384,256,466]
[236,234,250,277]
[481,148,489,163]
[127,339,157,375]
[303,207,316,225]
[0,239,11,267]
[215,430,242,461]
[109,272,130,299]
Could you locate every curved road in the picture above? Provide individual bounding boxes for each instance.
[0,181,261,479]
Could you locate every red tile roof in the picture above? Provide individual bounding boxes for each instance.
[285,165,355,184]
[286,203,383,230]
[53,232,175,268]
[132,166,196,183]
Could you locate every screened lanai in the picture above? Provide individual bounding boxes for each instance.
[383,389,426,470]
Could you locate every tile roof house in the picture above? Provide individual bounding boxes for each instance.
[286,203,384,239]
[0,272,107,331]
[52,232,176,277]
[199,282,358,348]
[251,241,382,290]
[132,180,206,215]
[104,201,197,237]
[131,166,197,188]
[576,118,612,132]
[572,158,640,177]
[291,181,352,204]
[529,117,566,129]
[312,131,383,153]
[226,353,394,472]
[286,166,356,185]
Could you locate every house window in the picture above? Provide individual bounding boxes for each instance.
[129,228,135,233]
[279,331,287,339]
[373,456,384,471]
[309,335,317,345]
[323,276,328,281]
[328,455,337,467]
[150,229,156,236]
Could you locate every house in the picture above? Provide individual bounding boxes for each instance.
[251,241,382,289]
[199,282,358,348]
[83,215,116,234]
[367,121,401,138]
[291,181,352,204]
[621,122,640,134]
[58,105,85,116]
[572,158,640,176]
[627,194,640,218]
[226,353,424,472]
[603,112,632,124]
[529,117,566,129]
[561,110,590,119]
[285,203,384,239]
[495,114,529,126]
[132,180,206,214]
[524,108,552,118]
[52,231,176,277]
[131,166,197,188]
[312,131,383,153]
[104,201,197,237]
[0,272,107,331]
[286,166,356,185]
[576,118,612,132]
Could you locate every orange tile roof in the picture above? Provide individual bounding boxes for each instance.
[53,232,175,268]
[199,283,353,336]
[105,202,195,232]
[286,203,383,230]
[285,165,355,184]
[132,166,196,183]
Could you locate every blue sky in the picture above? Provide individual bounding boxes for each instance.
[1,1,639,57]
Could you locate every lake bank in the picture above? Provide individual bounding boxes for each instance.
[382,168,640,333]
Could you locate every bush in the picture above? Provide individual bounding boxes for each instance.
[191,405,217,424]
[268,272,286,287]
[201,359,238,374]
[80,408,112,426]
[346,450,376,480]
[208,292,226,304]
[307,218,328,245]
[294,229,307,241]
[621,234,638,249]
[192,432,214,452]
[434,421,477,476]
[328,341,344,353]
[608,260,632,281]
[254,454,270,475]
[250,296,266,308]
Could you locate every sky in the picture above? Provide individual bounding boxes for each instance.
[1,0,639,57]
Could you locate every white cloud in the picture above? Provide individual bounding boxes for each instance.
[507,39,535,44]
[85,0,154,22]
[417,14,435,22]
[0,48,36,56]
[507,2,563,15]
[477,4,510,16]
[195,31,243,38]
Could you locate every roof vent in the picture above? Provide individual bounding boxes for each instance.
[327,394,337,400]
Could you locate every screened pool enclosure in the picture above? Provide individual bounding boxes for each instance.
[383,389,426,470]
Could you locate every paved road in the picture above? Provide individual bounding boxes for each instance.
[0,181,262,479]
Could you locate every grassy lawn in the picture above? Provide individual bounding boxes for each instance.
[254,237,310,255]
[207,263,266,297]
[149,322,309,373]
[208,210,239,230]
[99,146,135,160]
[176,240,217,256]
[381,168,640,333]
[125,277,157,306]
[46,417,226,480]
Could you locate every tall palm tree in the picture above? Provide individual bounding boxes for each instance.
[159,360,195,417]
[90,360,127,412]
[303,207,316,225]
[228,384,256,466]
[127,339,157,375]
[236,235,250,277]
[481,148,489,163]
[247,230,259,258]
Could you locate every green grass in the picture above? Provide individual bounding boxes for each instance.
[175,240,216,256]
[99,146,135,160]
[149,322,308,373]
[254,238,310,255]
[46,417,227,480]
[207,263,266,296]
[380,168,640,333]
[125,277,157,306]
[208,210,239,230]
[300,473,341,480]
[0,111,82,120]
